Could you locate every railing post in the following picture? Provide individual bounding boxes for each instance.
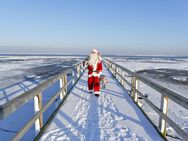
[76,65,81,78]
[121,71,125,86]
[115,66,118,78]
[63,75,67,94]
[159,95,168,136]
[59,77,63,100]
[34,93,43,135]
[59,76,66,100]
[131,76,139,103]
[110,63,113,72]
[131,76,135,98]
[107,61,110,70]
[135,78,139,103]
[72,70,75,85]
[108,61,111,70]
[118,69,121,82]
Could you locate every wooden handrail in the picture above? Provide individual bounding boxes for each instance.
[0,68,72,120]
[104,58,188,141]
[105,58,188,109]
[13,72,83,141]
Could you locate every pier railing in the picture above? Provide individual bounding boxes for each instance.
[104,58,188,141]
[0,59,86,141]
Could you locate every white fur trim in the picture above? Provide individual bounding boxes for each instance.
[92,72,100,77]
[94,91,100,94]
[88,74,93,77]
[91,49,98,54]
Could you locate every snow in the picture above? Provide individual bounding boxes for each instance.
[40,65,163,141]
[0,56,83,141]
[111,56,188,140]
[1,55,186,140]
[171,76,187,82]
[113,58,188,72]
[0,56,83,105]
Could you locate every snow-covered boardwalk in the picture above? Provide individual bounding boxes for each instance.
[40,65,163,141]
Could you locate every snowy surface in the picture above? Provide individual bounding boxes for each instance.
[0,56,83,141]
[0,56,83,105]
[111,56,188,140]
[1,55,187,140]
[40,66,163,141]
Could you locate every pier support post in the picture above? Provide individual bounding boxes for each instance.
[34,93,43,135]
[159,95,168,136]
[121,71,125,86]
[110,64,113,72]
[77,65,80,78]
[59,76,66,100]
[72,70,75,85]
[131,77,139,103]
[115,67,118,79]
[108,61,111,69]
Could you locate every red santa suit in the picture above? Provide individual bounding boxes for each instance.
[87,50,103,95]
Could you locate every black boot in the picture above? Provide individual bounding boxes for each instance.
[95,93,99,97]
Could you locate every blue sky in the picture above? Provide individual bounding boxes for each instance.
[0,0,188,55]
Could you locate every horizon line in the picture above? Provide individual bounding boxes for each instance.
[0,53,188,58]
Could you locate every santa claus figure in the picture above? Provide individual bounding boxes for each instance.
[86,49,102,97]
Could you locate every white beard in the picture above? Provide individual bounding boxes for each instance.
[89,53,98,70]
